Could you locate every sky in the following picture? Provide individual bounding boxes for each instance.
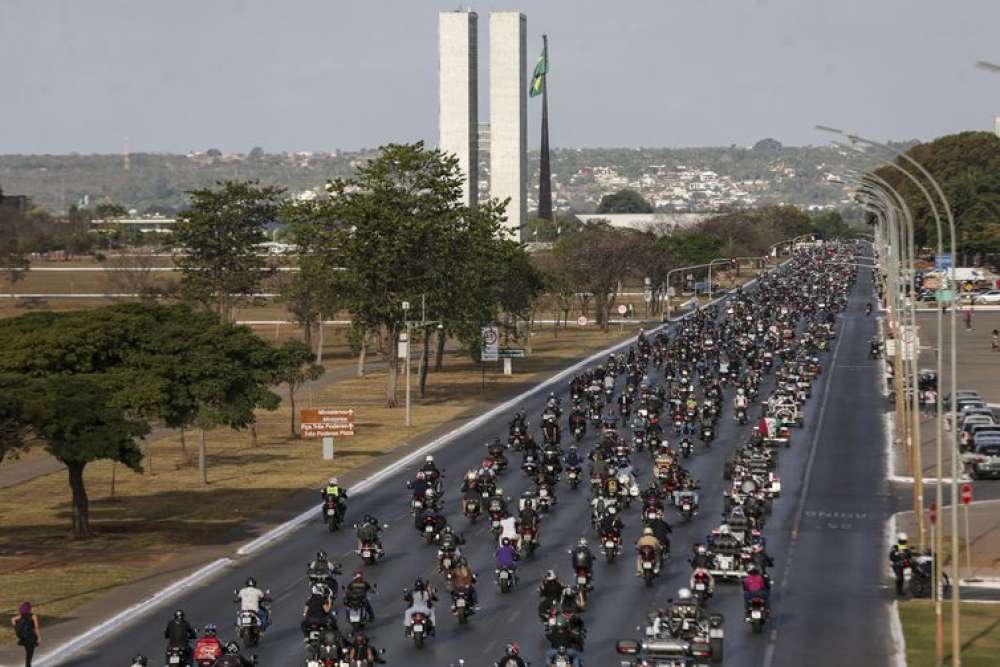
[3,0,1000,154]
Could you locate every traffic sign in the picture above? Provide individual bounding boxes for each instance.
[576,316,588,326]
[934,254,952,270]
[300,408,355,438]
[928,502,937,525]
[481,325,499,362]
[936,289,954,303]
[617,304,627,315]
[498,348,525,358]
[962,483,973,505]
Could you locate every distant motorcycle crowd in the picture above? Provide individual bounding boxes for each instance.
[132,241,865,667]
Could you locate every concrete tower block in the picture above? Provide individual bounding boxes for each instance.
[490,11,527,240]
[438,10,479,208]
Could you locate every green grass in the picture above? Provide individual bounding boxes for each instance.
[900,600,1000,667]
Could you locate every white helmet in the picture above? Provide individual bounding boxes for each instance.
[678,587,692,600]
[425,455,434,463]
[328,477,338,485]
[897,532,908,543]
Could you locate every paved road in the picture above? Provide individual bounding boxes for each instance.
[62,264,894,667]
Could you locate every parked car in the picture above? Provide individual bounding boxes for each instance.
[944,391,982,409]
[973,290,1000,304]
[960,415,996,449]
[965,439,1000,479]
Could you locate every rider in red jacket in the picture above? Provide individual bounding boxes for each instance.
[742,564,770,608]
[192,624,223,663]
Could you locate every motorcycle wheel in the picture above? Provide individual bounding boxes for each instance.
[457,608,467,625]
[414,631,424,649]
[500,578,512,594]
[328,516,338,532]
[644,570,654,587]
[752,618,763,634]
[710,637,724,662]
[605,549,616,564]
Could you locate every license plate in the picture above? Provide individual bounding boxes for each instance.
[540,489,548,497]
[456,598,466,607]
[577,575,587,585]
[425,526,434,533]
[605,540,615,548]
[362,550,371,558]
[169,658,180,665]
[903,567,913,579]
[751,610,762,619]
[682,503,691,511]
[500,571,509,579]
[326,508,336,515]
[696,583,705,590]
[443,558,452,568]
[350,610,361,622]
[413,624,424,632]
[643,561,653,569]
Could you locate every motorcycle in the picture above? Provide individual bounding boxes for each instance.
[520,525,539,557]
[237,607,264,648]
[639,545,659,587]
[602,531,621,563]
[746,595,770,634]
[679,439,693,459]
[357,540,383,566]
[496,567,517,593]
[489,510,505,539]
[438,548,457,577]
[409,611,432,648]
[566,466,581,490]
[537,484,555,512]
[522,453,539,477]
[324,497,343,532]
[164,646,191,667]
[735,406,748,425]
[463,497,481,523]
[451,588,476,625]
[345,595,373,631]
[692,570,713,603]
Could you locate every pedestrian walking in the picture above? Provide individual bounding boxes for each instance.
[924,388,937,418]
[992,329,999,351]
[11,601,40,667]
[964,306,973,332]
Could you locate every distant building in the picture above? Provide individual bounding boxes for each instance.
[438,9,479,208]
[490,11,527,239]
[575,212,712,234]
[995,116,1000,139]
[0,191,30,213]
[91,215,176,233]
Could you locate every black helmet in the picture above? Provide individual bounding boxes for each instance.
[245,577,257,588]
[131,655,148,666]
[173,609,185,621]
[224,641,240,655]
[316,550,328,561]
[413,578,426,591]
[364,514,375,524]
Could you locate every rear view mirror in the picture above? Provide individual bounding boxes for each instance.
[616,639,640,655]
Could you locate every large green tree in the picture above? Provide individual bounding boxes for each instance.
[172,180,283,321]
[554,222,639,330]
[15,375,148,538]
[275,340,325,437]
[596,188,654,214]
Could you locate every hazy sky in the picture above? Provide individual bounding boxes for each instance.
[3,0,1000,154]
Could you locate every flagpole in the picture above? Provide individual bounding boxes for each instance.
[538,34,553,221]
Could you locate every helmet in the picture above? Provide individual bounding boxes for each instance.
[328,477,338,486]
[442,525,453,535]
[203,623,217,636]
[495,488,504,497]
[696,544,708,555]
[678,588,692,600]
[414,578,426,591]
[131,655,148,666]
[173,609,185,621]
[506,642,521,656]
[897,532,909,544]
[311,584,325,596]
[578,537,588,547]
[545,570,557,581]
[425,455,434,463]
[416,471,426,480]
[245,577,256,588]
[353,571,364,581]
[224,641,240,655]
[364,514,374,524]
[747,564,760,574]
[501,538,511,546]
[643,527,654,536]
[316,550,327,561]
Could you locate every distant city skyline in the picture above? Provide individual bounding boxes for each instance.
[3,0,1000,154]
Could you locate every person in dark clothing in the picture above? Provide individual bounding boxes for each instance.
[301,585,335,636]
[343,572,375,622]
[164,609,196,648]
[211,641,253,667]
[646,511,673,552]
[11,601,40,667]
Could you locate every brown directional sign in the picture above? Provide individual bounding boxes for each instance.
[300,408,355,438]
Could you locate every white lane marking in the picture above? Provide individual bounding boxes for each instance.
[33,558,232,667]
[790,315,847,541]
[507,609,521,623]
[483,640,497,655]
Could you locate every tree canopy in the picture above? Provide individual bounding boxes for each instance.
[596,188,654,214]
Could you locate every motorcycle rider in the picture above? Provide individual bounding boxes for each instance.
[450,559,479,610]
[421,454,441,482]
[403,578,438,636]
[545,612,583,667]
[570,538,594,588]
[164,609,196,659]
[646,509,673,552]
[130,655,148,667]
[635,526,664,577]
[597,505,625,547]
[667,588,705,637]
[301,583,335,638]
[889,532,914,595]
[499,511,519,547]
[344,571,375,622]
[308,617,347,663]
[356,514,384,557]
[211,641,254,667]
[193,624,223,664]
[690,543,713,569]
[496,642,528,667]
[538,570,565,620]
[235,577,271,631]
[689,566,716,597]
[518,499,541,548]
[307,550,340,598]
[321,476,347,519]
[414,505,447,537]
[496,538,521,580]
[742,563,770,610]
[345,631,385,664]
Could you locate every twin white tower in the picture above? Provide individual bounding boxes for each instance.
[439,10,526,240]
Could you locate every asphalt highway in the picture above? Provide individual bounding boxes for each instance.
[64,262,893,667]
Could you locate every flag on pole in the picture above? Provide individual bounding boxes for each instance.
[529,43,547,97]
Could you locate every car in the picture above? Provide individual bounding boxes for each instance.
[972,426,1000,450]
[960,416,996,449]
[944,391,982,409]
[966,440,1000,479]
[973,290,1000,304]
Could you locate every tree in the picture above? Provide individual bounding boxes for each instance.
[276,340,325,437]
[554,222,637,330]
[103,248,165,298]
[93,202,128,219]
[172,180,283,322]
[18,375,148,538]
[318,142,467,407]
[596,189,654,214]
[0,376,30,465]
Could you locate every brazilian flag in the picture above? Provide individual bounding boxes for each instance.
[529,43,547,97]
